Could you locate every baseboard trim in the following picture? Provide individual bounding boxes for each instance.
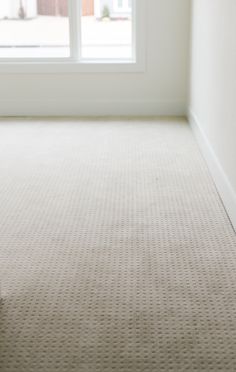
[189,109,236,232]
[0,99,186,117]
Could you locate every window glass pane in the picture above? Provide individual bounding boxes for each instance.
[0,0,70,58]
[81,0,133,60]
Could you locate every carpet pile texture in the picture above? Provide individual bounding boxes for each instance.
[0,119,236,371]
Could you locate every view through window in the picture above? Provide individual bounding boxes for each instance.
[81,0,133,59]
[0,0,70,58]
[0,0,133,60]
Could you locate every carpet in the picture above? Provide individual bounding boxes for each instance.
[0,118,236,371]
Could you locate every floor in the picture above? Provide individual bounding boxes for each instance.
[0,118,236,372]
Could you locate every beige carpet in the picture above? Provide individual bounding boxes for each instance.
[0,118,236,372]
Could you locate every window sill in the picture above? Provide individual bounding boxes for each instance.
[0,59,146,74]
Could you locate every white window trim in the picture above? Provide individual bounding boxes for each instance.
[0,0,146,74]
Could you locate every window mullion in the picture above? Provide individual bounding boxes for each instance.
[69,0,81,61]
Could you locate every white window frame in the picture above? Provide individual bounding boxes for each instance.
[0,0,146,74]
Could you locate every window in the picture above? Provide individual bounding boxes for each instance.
[0,1,70,58]
[81,0,132,59]
[114,0,131,12]
[0,0,146,72]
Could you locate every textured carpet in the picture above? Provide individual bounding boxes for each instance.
[0,118,236,372]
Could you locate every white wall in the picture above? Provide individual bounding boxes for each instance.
[189,0,236,229]
[0,0,190,116]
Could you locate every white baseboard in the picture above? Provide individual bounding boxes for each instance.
[0,99,186,117]
[189,109,236,231]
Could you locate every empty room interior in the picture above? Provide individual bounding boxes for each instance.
[0,0,236,371]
